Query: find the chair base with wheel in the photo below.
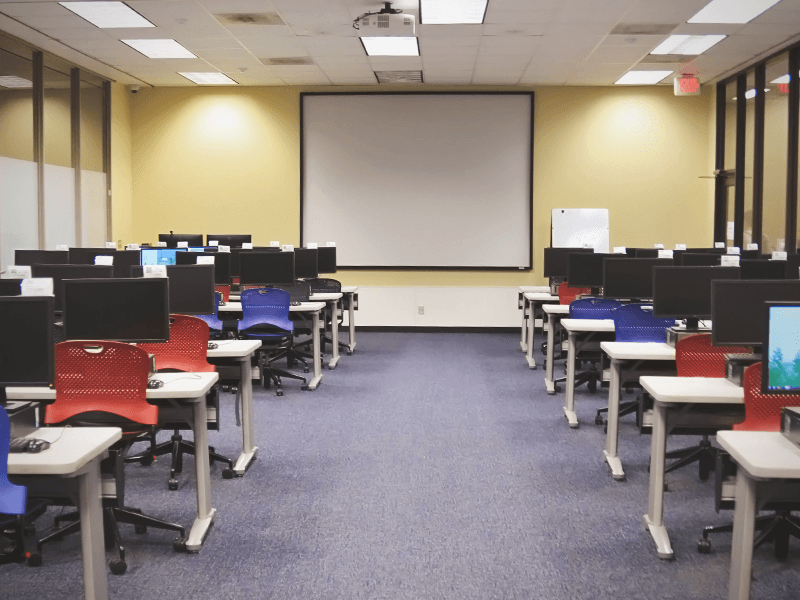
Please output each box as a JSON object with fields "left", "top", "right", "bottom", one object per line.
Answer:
{"left": 699, "top": 511, "right": 800, "bottom": 559}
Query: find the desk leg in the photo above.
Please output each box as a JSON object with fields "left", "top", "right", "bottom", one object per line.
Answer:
{"left": 233, "top": 356, "right": 257, "bottom": 476}
{"left": 520, "top": 298, "right": 528, "bottom": 352}
{"left": 78, "top": 458, "right": 109, "bottom": 600}
{"left": 563, "top": 331, "right": 578, "bottom": 428}
{"left": 308, "top": 311, "right": 323, "bottom": 390}
{"left": 603, "top": 359, "right": 625, "bottom": 480}
{"left": 729, "top": 473, "right": 757, "bottom": 600}
{"left": 545, "top": 314, "right": 556, "bottom": 394}
{"left": 644, "top": 402, "right": 673, "bottom": 560}
{"left": 186, "top": 399, "right": 216, "bottom": 552}
{"left": 347, "top": 293, "right": 356, "bottom": 353}
{"left": 328, "top": 300, "right": 340, "bottom": 370}
{"left": 526, "top": 301, "right": 537, "bottom": 369}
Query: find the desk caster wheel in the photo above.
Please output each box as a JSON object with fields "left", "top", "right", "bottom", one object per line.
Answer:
{"left": 301, "top": 384, "right": 309, "bottom": 391}
{"left": 222, "top": 468, "right": 234, "bottom": 479}
{"left": 553, "top": 385, "right": 561, "bottom": 393}
{"left": 168, "top": 479, "right": 178, "bottom": 491}
{"left": 276, "top": 389, "right": 283, "bottom": 396}
{"left": 173, "top": 538, "right": 187, "bottom": 553}
{"left": 139, "top": 455, "right": 154, "bottom": 467}
{"left": 595, "top": 415, "right": 604, "bottom": 425}
{"left": 27, "top": 551, "right": 42, "bottom": 567}
{"left": 109, "top": 558, "right": 127, "bottom": 575}
{"left": 303, "top": 367, "right": 309, "bottom": 373}
{"left": 135, "top": 524, "right": 147, "bottom": 534}
{"left": 347, "top": 351, "right": 352, "bottom": 356}
{"left": 697, "top": 538, "right": 711, "bottom": 554}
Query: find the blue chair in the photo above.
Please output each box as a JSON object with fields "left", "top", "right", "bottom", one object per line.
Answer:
{"left": 0, "top": 407, "right": 28, "bottom": 564}
{"left": 569, "top": 297, "right": 622, "bottom": 320}
{"left": 238, "top": 288, "right": 307, "bottom": 395}
{"left": 197, "top": 291, "right": 225, "bottom": 338}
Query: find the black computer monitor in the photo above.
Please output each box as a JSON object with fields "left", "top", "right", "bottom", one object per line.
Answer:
{"left": 0, "top": 296, "right": 55, "bottom": 403}
{"left": 681, "top": 252, "right": 721, "bottom": 266}
{"left": 131, "top": 264, "right": 215, "bottom": 315}
{"left": 542, "top": 247, "right": 593, "bottom": 278}
{"left": 711, "top": 280, "right": 800, "bottom": 347}
{"left": 240, "top": 251, "right": 295, "bottom": 285}
{"left": 158, "top": 233, "right": 204, "bottom": 249}
{"left": 684, "top": 247, "right": 725, "bottom": 254}
{"left": 175, "top": 251, "right": 230, "bottom": 284}
{"left": 762, "top": 302, "right": 800, "bottom": 393}
{"left": 66, "top": 249, "right": 137, "bottom": 278}
{"left": 14, "top": 250, "right": 69, "bottom": 266}
{"left": 567, "top": 253, "right": 627, "bottom": 289}
{"left": 294, "top": 248, "right": 319, "bottom": 279}
{"left": 634, "top": 248, "right": 661, "bottom": 258}
{"left": 741, "top": 249, "right": 761, "bottom": 260}
{"left": 141, "top": 248, "right": 183, "bottom": 266}
{"left": 785, "top": 254, "right": 800, "bottom": 280}
{"left": 31, "top": 264, "right": 114, "bottom": 312}
{"left": 317, "top": 247, "right": 337, "bottom": 274}
{"left": 205, "top": 234, "right": 251, "bottom": 248}
{"left": 68, "top": 247, "right": 108, "bottom": 265}
{"left": 0, "top": 280, "right": 21, "bottom": 296}
{"left": 652, "top": 266, "right": 741, "bottom": 328}
{"left": 63, "top": 278, "right": 170, "bottom": 343}
{"left": 602, "top": 258, "right": 667, "bottom": 300}
{"left": 740, "top": 259, "right": 787, "bottom": 280}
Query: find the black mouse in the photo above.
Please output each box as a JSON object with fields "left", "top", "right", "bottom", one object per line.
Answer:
{"left": 147, "top": 379, "right": 164, "bottom": 389}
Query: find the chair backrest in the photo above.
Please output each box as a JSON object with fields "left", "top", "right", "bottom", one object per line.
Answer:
{"left": 569, "top": 297, "right": 622, "bottom": 320}
{"left": 306, "top": 278, "right": 341, "bottom": 294}
{"left": 612, "top": 303, "right": 675, "bottom": 343}
{"left": 0, "top": 407, "right": 27, "bottom": 515}
{"left": 238, "top": 287, "right": 293, "bottom": 333}
{"left": 675, "top": 333, "right": 751, "bottom": 378}
{"left": 272, "top": 282, "right": 310, "bottom": 302}
{"left": 214, "top": 284, "right": 230, "bottom": 302}
{"left": 138, "top": 315, "right": 216, "bottom": 373}
{"left": 734, "top": 363, "right": 800, "bottom": 431}
{"left": 46, "top": 341, "right": 157, "bottom": 425}
{"left": 558, "top": 282, "right": 591, "bottom": 305}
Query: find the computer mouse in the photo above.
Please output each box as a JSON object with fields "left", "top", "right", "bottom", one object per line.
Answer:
{"left": 208, "top": 342, "right": 218, "bottom": 350}
{"left": 26, "top": 439, "right": 51, "bottom": 453}
{"left": 147, "top": 379, "right": 164, "bottom": 389}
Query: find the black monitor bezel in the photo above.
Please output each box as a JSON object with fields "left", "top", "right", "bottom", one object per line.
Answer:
{"left": 239, "top": 251, "right": 295, "bottom": 285}
{"left": 205, "top": 234, "right": 251, "bottom": 248}
{"left": 762, "top": 301, "right": 800, "bottom": 394}
{"left": 130, "top": 264, "right": 215, "bottom": 315}
{"left": 601, "top": 257, "right": 668, "bottom": 300}
{"left": 0, "top": 295, "right": 55, "bottom": 388}
{"left": 567, "top": 253, "right": 627, "bottom": 288}
{"left": 157, "top": 233, "right": 204, "bottom": 248}
{"left": 317, "top": 246, "right": 337, "bottom": 274}
{"left": 652, "top": 266, "right": 741, "bottom": 320}
{"left": 174, "top": 251, "right": 231, "bottom": 284}
{"left": 31, "top": 263, "right": 114, "bottom": 312}
{"left": 14, "top": 249, "right": 69, "bottom": 266}
{"left": 0, "top": 279, "right": 22, "bottom": 296}
{"left": 542, "top": 247, "right": 593, "bottom": 278}
{"left": 739, "top": 259, "right": 788, "bottom": 280}
{"left": 294, "top": 248, "right": 319, "bottom": 279}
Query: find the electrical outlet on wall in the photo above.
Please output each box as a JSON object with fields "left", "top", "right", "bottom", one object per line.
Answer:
{"left": 418, "top": 306, "right": 424, "bottom": 315}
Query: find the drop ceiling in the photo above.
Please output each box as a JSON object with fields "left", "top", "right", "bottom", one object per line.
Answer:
{"left": 0, "top": 0, "right": 799, "bottom": 87}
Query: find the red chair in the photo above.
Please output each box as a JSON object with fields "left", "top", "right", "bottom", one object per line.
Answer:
{"left": 33, "top": 341, "right": 186, "bottom": 573}
{"left": 138, "top": 315, "right": 233, "bottom": 489}
{"left": 666, "top": 334, "right": 751, "bottom": 479}
{"left": 558, "top": 282, "right": 591, "bottom": 305}
{"left": 214, "top": 284, "right": 230, "bottom": 303}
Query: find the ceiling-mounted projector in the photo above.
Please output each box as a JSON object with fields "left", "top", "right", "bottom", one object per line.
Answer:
{"left": 354, "top": 2, "right": 416, "bottom": 36}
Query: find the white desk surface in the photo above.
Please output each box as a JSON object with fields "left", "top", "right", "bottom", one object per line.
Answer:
{"left": 600, "top": 341, "right": 676, "bottom": 361}
{"left": 523, "top": 292, "right": 559, "bottom": 302}
{"left": 717, "top": 431, "right": 800, "bottom": 480}
{"left": 341, "top": 285, "right": 358, "bottom": 293}
{"left": 562, "top": 318, "right": 615, "bottom": 332}
{"left": 310, "top": 292, "right": 343, "bottom": 301}
{"left": 520, "top": 286, "right": 550, "bottom": 294}
{"left": 543, "top": 304, "right": 570, "bottom": 315}
{"left": 207, "top": 339, "right": 261, "bottom": 358}
{"left": 640, "top": 376, "right": 744, "bottom": 405}
{"left": 7, "top": 427, "right": 121, "bottom": 476}
{"left": 219, "top": 301, "right": 325, "bottom": 312}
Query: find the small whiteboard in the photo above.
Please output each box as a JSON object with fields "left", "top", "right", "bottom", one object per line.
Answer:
{"left": 551, "top": 209, "right": 609, "bottom": 253}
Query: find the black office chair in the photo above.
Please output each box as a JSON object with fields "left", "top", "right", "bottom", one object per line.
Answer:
{"left": 272, "top": 282, "right": 315, "bottom": 371}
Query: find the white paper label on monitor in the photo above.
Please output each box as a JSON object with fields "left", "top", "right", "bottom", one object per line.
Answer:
{"left": 270, "top": 241, "right": 280, "bottom": 247}
{"left": 612, "top": 246, "right": 626, "bottom": 254}
{"left": 55, "top": 244, "right": 68, "bottom": 251}
{"left": 94, "top": 255, "right": 114, "bottom": 266}
{"left": 157, "top": 241, "right": 167, "bottom": 247}
{"left": 218, "top": 245, "right": 230, "bottom": 253}
{"left": 727, "top": 246, "right": 740, "bottom": 255}
{"left": 7, "top": 265, "right": 32, "bottom": 279}
{"left": 242, "top": 243, "right": 253, "bottom": 249}
{"left": 282, "top": 244, "right": 294, "bottom": 252}
{"left": 208, "top": 240, "right": 219, "bottom": 246}
{"left": 327, "top": 242, "right": 336, "bottom": 247}
{"left": 143, "top": 265, "right": 167, "bottom": 278}
{"left": 727, "top": 221, "right": 735, "bottom": 240}
{"left": 778, "top": 238, "right": 786, "bottom": 251}
{"left": 105, "top": 241, "right": 117, "bottom": 249}
{"left": 177, "top": 241, "right": 189, "bottom": 248}
{"left": 772, "top": 251, "right": 788, "bottom": 261}
{"left": 306, "top": 242, "right": 318, "bottom": 249}
{"left": 653, "top": 243, "right": 664, "bottom": 249}
{"left": 675, "top": 244, "right": 687, "bottom": 251}
{"left": 658, "top": 250, "right": 674, "bottom": 259}
{"left": 125, "top": 244, "right": 139, "bottom": 250}
{"left": 720, "top": 255, "right": 740, "bottom": 267}
{"left": 21, "top": 277, "right": 53, "bottom": 296}
{"left": 715, "top": 242, "right": 725, "bottom": 248}
{"left": 582, "top": 243, "right": 593, "bottom": 249}
{"left": 746, "top": 243, "right": 759, "bottom": 251}
{"left": 197, "top": 256, "right": 215, "bottom": 265}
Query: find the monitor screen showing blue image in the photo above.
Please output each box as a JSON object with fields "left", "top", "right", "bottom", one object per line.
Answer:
{"left": 764, "top": 303, "right": 800, "bottom": 392}
{"left": 141, "top": 248, "right": 182, "bottom": 266}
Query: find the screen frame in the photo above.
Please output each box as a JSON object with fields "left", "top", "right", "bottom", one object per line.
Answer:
{"left": 0, "top": 295, "right": 55, "bottom": 388}
{"left": 762, "top": 301, "right": 800, "bottom": 394}
{"left": 652, "top": 266, "right": 741, "bottom": 319}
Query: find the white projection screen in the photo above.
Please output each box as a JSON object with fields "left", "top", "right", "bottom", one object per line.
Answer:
{"left": 301, "top": 93, "right": 533, "bottom": 269}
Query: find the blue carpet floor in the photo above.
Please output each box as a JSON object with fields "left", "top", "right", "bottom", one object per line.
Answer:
{"left": 2, "top": 331, "right": 799, "bottom": 599}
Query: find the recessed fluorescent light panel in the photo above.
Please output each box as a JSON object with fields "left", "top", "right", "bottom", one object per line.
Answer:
{"left": 770, "top": 74, "right": 790, "bottom": 84}
{"left": 361, "top": 37, "right": 420, "bottom": 57}
{"left": 651, "top": 34, "right": 726, "bottom": 55}
{"left": 688, "top": 0, "right": 782, "bottom": 24}
{"left": 122, "top": 39, "right": 196, "bottom": 59}
{"left": 0, "top": 76, "right": 33, "bottom": 88}
{"left": 420, "top": 0, "right": 489, "bottom": 24}
{"left": 615, "top": 70, "right": 673, "bottom": 85}
{"left": 179, "top": 72, "right": 237, "bottom": 85}
{"left": 734, "top": 88, "right": 771, "bottom": 100}
{"left": 59, "top": 2, "right": 155, "bottom": 28}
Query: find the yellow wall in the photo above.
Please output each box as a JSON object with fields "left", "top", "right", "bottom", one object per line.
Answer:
{"left": 0, "top": 90, "right": 34, "bottom": 161}
{"left": 127, "top": 85, "right": 713, "bottom": 286}
{"left": 111, "top": 82, "right": 134, "bottom": 244}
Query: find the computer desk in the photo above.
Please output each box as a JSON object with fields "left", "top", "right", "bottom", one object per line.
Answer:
{"left": 522, "top": 292, "right": 560, "bottom": 369}
{"left": 309, "top": 292, "right": 344, "bottom": 369}
{"left": 219, "top": 301, "right": 326, "bottom": 390}
{"left": 717, "top": 431, "right": 800, "bottom": 600}
{"left": 518, "top": 286, "right": 551, "bottom": 353}
{"left": 340, "top": 285, "right": 359, "bottom": 354}
{"left": 599, "top": 342, "right": 677, "bottom": 481}
{"left": 8, "top": 371, "right": 219, "bottom": 553}
{"left": 8, "top": 427, "right": 121, "bottom": 600}
{"left": 542, "top": 303, "right": 570, "bottom": 394}
{"left": 639, "top": 376, "right": 744, "bottom": 560}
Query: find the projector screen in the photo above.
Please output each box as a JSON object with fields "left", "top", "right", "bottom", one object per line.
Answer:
{"left": 301, "top": 93, "right": 533, "bottom": 269}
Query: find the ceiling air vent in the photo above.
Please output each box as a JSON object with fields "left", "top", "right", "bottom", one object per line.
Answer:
{"left": 374, "top": 70, "right": 424, "bottom": 84}
{"left": 261, "top": 57, "right": 316, "bottom": 66}
{"left": 214, "top": 13, "right": 285, "bottom": 26}
{"left": 610, "top": 24, "right": 678, "bottom": 36}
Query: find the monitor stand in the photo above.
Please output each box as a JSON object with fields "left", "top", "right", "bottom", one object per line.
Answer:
{"left": 665, "top": 317, "right": 711, "bottom": 347}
